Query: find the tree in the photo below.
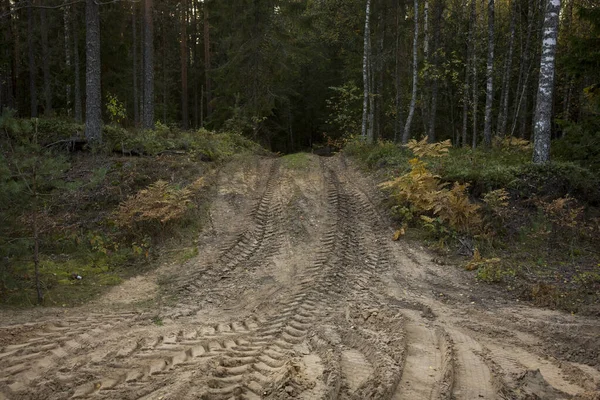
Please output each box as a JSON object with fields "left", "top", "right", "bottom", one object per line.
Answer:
{"left": 85, "top": 0, "right": 102, "bottom": 143}
{"left": 361, "top": 0, "right": 371, "bottom": 141}
{"left": 203, "top": 1, "right": 211, "bottom": 119}
{"left": 402, "top": 0, "right": 419, "bottom": 144}
{"left": 483, "top": 0, "right": 494, "bottom": 148}
{"left": 40, "top": 4, "right": 51, "bottom": 115}
{"left": 27, "top": 3, "right": 38, "bottom": 118}
{"left": 497, "top": 0, "right": 516, "bottom": 137}
{"left": 143, "top": 0, "right": 154, "bottom": 129}
{"left": 532, "top": 0, "right": 561, "bottom": 164}
{"left": 132, "top": 3, "right": 139, "bottom": 126}
{"left": 73, "top": 6, "right": 82, "bottom": 123}
{"left": 180, "top": 0, "right": 188, "bottom": 129}
{"left": 427, "top": 0, "right": 443, "bottom": 142}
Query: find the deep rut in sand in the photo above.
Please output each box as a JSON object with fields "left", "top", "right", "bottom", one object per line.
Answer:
{"left": 1, "top": 154, "right": 599, "bottom": 400}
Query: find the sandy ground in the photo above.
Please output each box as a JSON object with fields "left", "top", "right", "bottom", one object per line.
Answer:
{"left": 1, "top": 153, "right": 599, "bottom": 400}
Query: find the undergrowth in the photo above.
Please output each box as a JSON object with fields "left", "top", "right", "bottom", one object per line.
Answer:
{"left": 347, "top": 137, "right": 600, "bottom": 315}
{"left": 0, "top": 111, "right": 265, "bottom": 307}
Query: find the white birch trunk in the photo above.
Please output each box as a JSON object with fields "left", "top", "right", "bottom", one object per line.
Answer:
{"left": 532, "top": 0, "right": 561, "bottom": 163}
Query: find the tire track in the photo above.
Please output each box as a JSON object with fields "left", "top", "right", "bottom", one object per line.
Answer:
{"left": 447, "top": 329, "right": 497, "bottom": 400}
{"left": 0, "top": 312, "right": 139, "bottom": 395}
{"left": 167, "top": 159, "right": 284, "bottom": 318}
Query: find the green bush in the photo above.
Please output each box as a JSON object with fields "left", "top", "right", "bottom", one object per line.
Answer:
{"left": 553, "top": 118, "right": 600, "bottom": 172}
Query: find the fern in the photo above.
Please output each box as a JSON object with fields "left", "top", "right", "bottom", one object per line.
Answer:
{"left": 381, "top": 139, "right": 482, "bottom": 236}
{"left": 405, "top": 136, "right": 451, "bottom": 158}
{"left": 116, "top": 180, "right": 193, "bottom": 229}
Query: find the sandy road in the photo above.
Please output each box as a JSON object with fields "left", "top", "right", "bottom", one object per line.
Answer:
{"left": 1, "top": 154, "right": 599, "bottom": 399}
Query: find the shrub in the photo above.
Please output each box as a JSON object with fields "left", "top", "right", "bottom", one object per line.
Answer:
{"left": 115, "top": 180, "right": 193, "bottom": 232}
{"left": 380, "top": 137, "right": 482, "bottom": 236}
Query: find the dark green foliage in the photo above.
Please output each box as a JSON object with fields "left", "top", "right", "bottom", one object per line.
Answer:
{"left": 554, "top": 118, "right": 600, "bottom": 173}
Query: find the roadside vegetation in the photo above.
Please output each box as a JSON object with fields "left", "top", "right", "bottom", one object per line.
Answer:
{"left": 345, "top": 134, "right": 600, "bottom": 315}
{"left": 0, "top": 110, "right": 264, "bottom": 307}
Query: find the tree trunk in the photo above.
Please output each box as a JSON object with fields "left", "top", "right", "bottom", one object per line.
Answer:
{"left": 2, "top": 0, "right": 15, "bottom": 109}
{"left": 483, "top": 0, "right": 494, "bottom": 148}
{"left": 85, "top": 0, "right": 102, "bottom": 143}
{"left": 73, "top": 10, "right": 82, "bottom": 123}
{"left": 132, "top": 3, "right": 139, "bottom": 126}
{"left": 402, "top": 0, "right": 419, "bottom": 144}
{"left": 375, "top": 12, "right": 385, "bottom": 142}
{"left": 162, "top": 17, "right": 167, "bottom": 124}
{"left": 423, "top": 0, "right": 429, "bottom": 61}
{"left": 40, "top": 5, "right": 52, "bottom": 115}
{"left": 511, "top": 0, "right": 534, "bottom": 137}
{"left": 203, "top": 2, "right": 212, "bottom": 118}
{"left": 532, "top": 0, "right": 561, "bottom": 164}
{"left": 28, "top": 4, "right": 38, "bottom": 118}
{"left": 361, "top": 0, "right": 372, "bottom": 140}
{"left": 193, "top": 0, "right": 199, "bottom": 128}
{"left": 471, "top": 0, "right": 478, "bottom": 148}
{"left": 462, "top": 0, "right": 475, "bottom": 147}
{"left": 143, "top": 0, "right": 155, "bottom": 129}
{"left": 180, "top": 0, "right": 189, "bottom": 129}
{"left": 394, "top": 0, "right": 405, "bottom": 143}
{"left": 63, "top": 3, "right": 72, "bottom": 116}
{"left": 497, "top": 0, "right": 516, "bottom": 137}
{"left": 428, "top": 0, "right": 442, "bottom": 142}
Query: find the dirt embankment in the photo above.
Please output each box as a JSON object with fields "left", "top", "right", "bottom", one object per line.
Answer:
{"left": 1, "top": 153, "right": 599, "bottom": 400}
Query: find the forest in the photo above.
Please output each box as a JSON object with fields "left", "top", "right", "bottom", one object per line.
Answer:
{"left": 0, "top": 0, "right": 595, "bottom": 152}
{"left": 1, "top": 1, "right": 600, "bottom": 399}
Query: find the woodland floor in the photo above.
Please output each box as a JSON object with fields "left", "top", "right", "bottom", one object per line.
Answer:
{"left": 0, "top": 153, "right": 599, "bottom": 400}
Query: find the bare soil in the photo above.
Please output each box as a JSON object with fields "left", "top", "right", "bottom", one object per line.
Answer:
{"left": 1, "top": 154, "right": 599, "bottom": 400}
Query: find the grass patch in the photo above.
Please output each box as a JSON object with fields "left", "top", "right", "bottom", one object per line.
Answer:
{"left": 281, "top": 152, "right": 311, "bottom": 169}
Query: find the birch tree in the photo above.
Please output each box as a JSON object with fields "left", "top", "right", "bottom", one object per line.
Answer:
{"left": 402, "top": 0, "right": 419, "bottom": 144}
{"left": 532, "top": 0, "right": 561, "bottom": 164}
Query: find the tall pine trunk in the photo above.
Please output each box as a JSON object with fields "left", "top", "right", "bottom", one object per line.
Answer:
{"left": 28, "top": 4, "right": 38, "bottom": 117}
{"left": 402, "top": 0, "right": 419, "bottom": 144}
{"left": 132, "top": 3, "right": 139, "bottom": 126}
{"left": 471, "top": 0, "right": 478, "bottom": 148}
{"left": 143, "top": 0, "right": 155, "bottom": 129}
{"left": 180, "top": 0, "right": 188, "bottom": 129}
{"left": 361, "top": 0, "right": 372, "bottom": 140}
{"left": 63, "top": 3, "right": 72, "bottom": 116}
{"left": 203, "top": 2, "right": 212, "bottom": 119}
{"left": 497, "top": 0, "right": 516, "bottom": 137}
{"left": 85, "top": 0, "right": 102, "bottom": 143}
{"left": 394, "top": 0, "right": 405, "bottom": 143}
{"left": 40, "top": 5, "right": 51, "bottom": 115}
{"left": 532, "top": 0, "right": 561, "bottom": 163}
{"left": 483, "top": 0, "right": 494, "bottom": 148}
{"left": 73, "top": 9, "right": 82, "bottom": 123}
{"left": 428, "top": 0, "right": 442, "bottom": 142}
{"left": 462, "top": 0, "right": 475, "bottom": 147}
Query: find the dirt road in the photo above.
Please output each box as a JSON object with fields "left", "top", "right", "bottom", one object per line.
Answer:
{"left": 1, "top": 154, "right": 599, "bottom": 399}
